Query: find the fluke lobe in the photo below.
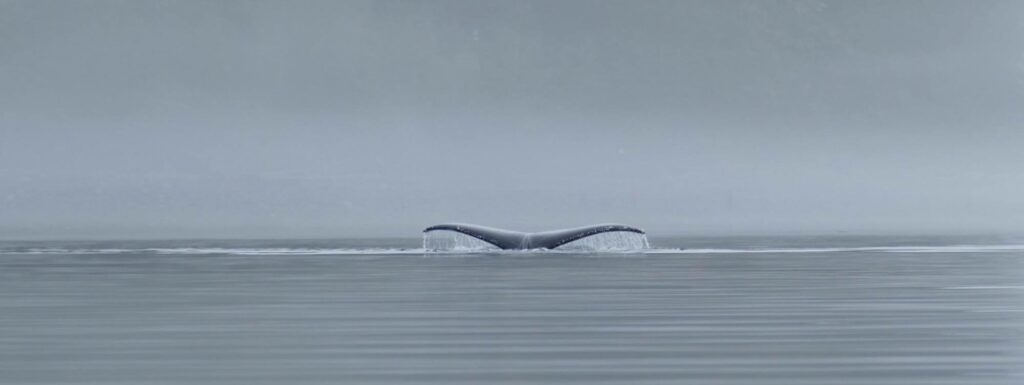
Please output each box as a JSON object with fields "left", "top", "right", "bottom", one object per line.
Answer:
{"left": 423, "top": 223, "right": 645, "bottom": 250}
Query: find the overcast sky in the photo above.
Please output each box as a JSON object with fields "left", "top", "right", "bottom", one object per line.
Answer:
{"left": 2, "top": 0, "right": 1023, "bottom": 239}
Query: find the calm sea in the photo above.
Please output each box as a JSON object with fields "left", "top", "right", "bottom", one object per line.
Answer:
{"left": 1, "top": 235, "right": 1022, "bottom": 384}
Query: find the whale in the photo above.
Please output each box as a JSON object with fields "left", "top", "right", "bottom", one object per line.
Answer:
{"left": 423, "top": 223, "right": 645, "bottom": 250}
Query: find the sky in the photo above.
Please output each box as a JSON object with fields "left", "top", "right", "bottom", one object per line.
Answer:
{"left": 1, "top": 0, "right": 1023, "bottom": 239}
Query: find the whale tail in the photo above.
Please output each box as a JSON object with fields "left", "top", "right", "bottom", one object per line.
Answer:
{"left": 423, "top": 223, "right": 645, "bottom": 250}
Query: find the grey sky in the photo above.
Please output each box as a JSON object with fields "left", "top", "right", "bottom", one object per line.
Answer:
{"left": 2, "top": 0, "right": 1023, "bottom": 239}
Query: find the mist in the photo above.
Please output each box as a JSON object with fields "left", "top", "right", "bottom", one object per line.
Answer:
{"left": 2, "top": 0, "right": 1023, "bottom": 239}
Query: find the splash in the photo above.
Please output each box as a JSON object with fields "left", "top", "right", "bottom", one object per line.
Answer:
{"left": 422, "top": 230, "right": 649, "bottom": 252}
{"left": 555, "top": 231, "right": 651, "bottom": 251}
{"left": 422, "top": 230, "right": 500, "bottom": 252}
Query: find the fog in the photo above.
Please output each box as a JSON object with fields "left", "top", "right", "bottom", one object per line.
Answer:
{"left": 2, "top": 0, "right": 1023, "bottom": 239}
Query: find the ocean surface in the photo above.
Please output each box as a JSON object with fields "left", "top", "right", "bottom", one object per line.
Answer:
{"left": 1, "top": 235, "right": 1022, "bottom": 384}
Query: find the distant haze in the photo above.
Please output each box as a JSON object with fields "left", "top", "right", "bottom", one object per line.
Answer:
{"left": 2, "top": 0, "right": 1023, "bottom": 239}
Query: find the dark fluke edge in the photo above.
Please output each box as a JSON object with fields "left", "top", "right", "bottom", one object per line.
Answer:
{"left": 423, "top": 223, "right": 645, "bottom": 250}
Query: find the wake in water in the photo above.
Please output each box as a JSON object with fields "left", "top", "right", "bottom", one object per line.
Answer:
{"left": 646, "top": 244, "right": 1024, "bottom": 254}
{"left": 0, "top": 247, "right": 425, "bottom": 256}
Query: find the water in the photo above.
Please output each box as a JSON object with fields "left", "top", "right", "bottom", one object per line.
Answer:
{"left": 1, "top": 235, "right": 1022, "bottom": 384}
{"left": 423, "top": 230, "right": 501, "bottom": 251}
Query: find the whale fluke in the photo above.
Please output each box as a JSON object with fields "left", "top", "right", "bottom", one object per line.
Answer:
{"left": 423, "top": 223, "right": 645, "bottom": 250}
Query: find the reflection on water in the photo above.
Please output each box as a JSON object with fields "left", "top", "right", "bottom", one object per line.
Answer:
{"left": 0, "top": 236, "right": 1022, "bottom": 384}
